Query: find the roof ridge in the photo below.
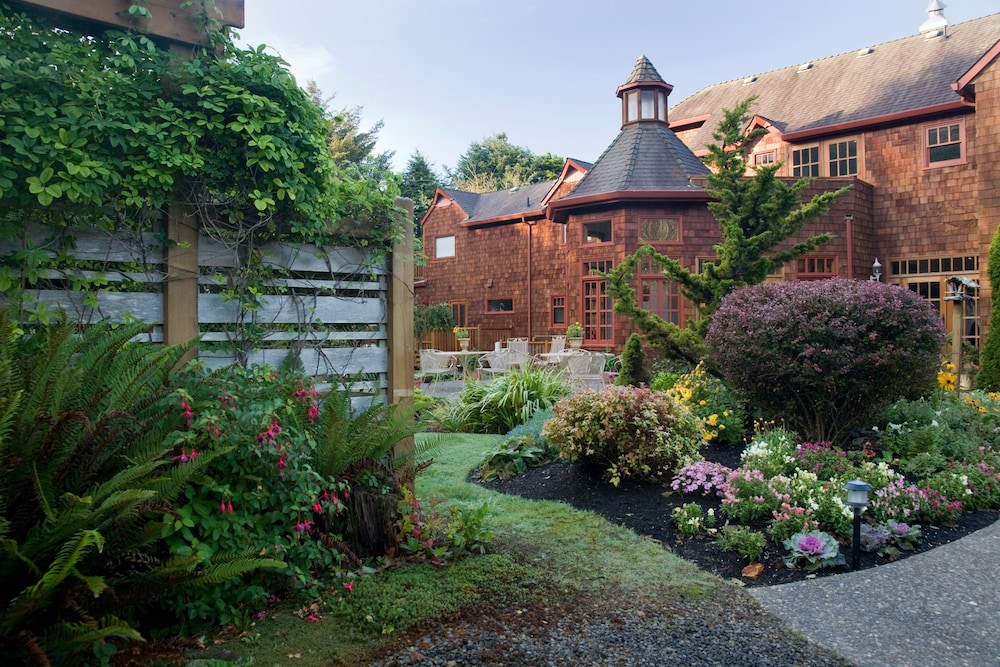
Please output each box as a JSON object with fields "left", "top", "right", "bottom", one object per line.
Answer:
{"left": 670, "top": 12, "right": 1000, "bottom": 109}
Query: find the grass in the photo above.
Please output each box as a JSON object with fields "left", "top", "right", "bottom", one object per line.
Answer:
{"left": 218, "top": 433, "right": 722, "bottom": 667}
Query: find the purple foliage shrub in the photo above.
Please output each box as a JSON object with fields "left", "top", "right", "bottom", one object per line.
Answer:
{"left": 706, "top": 279, "right": 944, "bottom": 444}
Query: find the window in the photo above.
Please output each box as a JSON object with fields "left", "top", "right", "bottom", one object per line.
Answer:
{"left": 828, "top": 140, "right": 858, "bottom": 176}
{"left": 925, "top": 120, "right": 965, "bottom": 167}
{"left": 890, "top": 254, "right": 980, "bottom": 347}
{"left": 796, "top": 256, "right": 837, "bottom": 279}
{"left": 551, "top": 296, "right": 566, "bottom": 326}
{"left": 582, "top": 260, "right": 613, "bottom": 343}
{"left": 640, "top": 218, "right": 680, "bottom": 243}
{"left": 754, "top": 151, "right": 776, "bottom": 167}
{"left": 450, "top": 301, "right": 466, "bottom": 327}
{"left": 583, "top": 220, "right": 612, "bottom": 244}
{"left": 792, "top": 146, "right": 819, "bottom": 177}
{"left": 624, "top": 89, "right": 667, "bottom": 123}
{"left": 487, "top": 298, "right": 513, "bottom": 312}
{"left": 435, "top": 235, "right": 455, "bottom": 259}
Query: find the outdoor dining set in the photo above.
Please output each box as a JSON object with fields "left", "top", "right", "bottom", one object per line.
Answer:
{"left": 418, "top": 335, "right": 618, "bottom": 389}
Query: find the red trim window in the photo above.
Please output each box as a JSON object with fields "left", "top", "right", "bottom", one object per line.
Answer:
{"left": 450, "top": 301, "right": 467, "bottom": 327}
{"left": 550, "top": 295, "right": 566, "bottom": 327}
{"left": 796, "top": 256, "right": 837, "bottom": 280}
{"left": 582, "top": 260, "right": 613, "bottom": 344}
{"left": 924, "top": 119, "right": 966, "bottom": 168}
{"left": 582, "top": 220, "right": 613, "bottom": 245}
{"left": 639, "top": 255, "right": 681, "bottom": 325}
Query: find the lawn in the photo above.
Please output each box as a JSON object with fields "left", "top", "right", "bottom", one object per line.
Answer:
{"left": 220, "top": 433, "right": 721, "bottom": 666}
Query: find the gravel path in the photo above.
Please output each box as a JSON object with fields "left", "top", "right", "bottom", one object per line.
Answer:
{"left": 358, "top": 587, "right": 851, "bottom": 666}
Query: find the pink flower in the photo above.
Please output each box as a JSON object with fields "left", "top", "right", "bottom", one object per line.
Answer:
{"left": 313, "top": 502, "right": 323, "bottom": 513}
{"left": 227, "top": 501, "right": 234, "bottom": 514}
{"left": 343, "top": 581, "right": 354, "bottom": 592}
{"left": 220, "top": 500, "right": 227, "bottom": 513}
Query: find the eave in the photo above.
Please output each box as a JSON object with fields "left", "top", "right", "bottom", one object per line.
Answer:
{"left": 780, "top": 100, "right": 971, "bottom": 143}
{"left": 458, "top": 209, "right": 548, "bottom": 229}
{"left": 952, "top": 39, "right": 1000, "bottom": 102}
{"left": 546, "top": 189, "right": 710, "bottom": 223}
{"left": 669, "top": 114, "right": 710, "bottom": 133}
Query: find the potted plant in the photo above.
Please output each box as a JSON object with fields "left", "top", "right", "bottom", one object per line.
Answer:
{"left": 566, "top": 322, "right": 584, "bottom": 349}
{"left": 454, "top": 326, "right": 471, "bottom": 350}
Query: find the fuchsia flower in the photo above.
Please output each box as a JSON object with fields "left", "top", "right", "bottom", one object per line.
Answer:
{"left": 180, "top": 399, "right": 193, "bottom": 425}
{"left": 313, "top": 501, "right": 323, "bottom": 513}
{"left": 307, "top": 403, "right": 319, "bottom": 424}
{"left": 294, "top": 519, "right": 313, "bottom": 533}
{"left": 173, "top": 448, "right": 197, "bottom": 463}
{"left": 342, "top": 581, "right": 354, "bottom": 592}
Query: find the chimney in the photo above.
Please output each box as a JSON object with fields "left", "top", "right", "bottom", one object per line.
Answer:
{"left": 920, "top": 0, "right": 948, "bottom": 38}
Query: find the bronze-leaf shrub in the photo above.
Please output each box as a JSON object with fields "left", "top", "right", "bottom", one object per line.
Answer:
{"left": 705, "top": 279, "right": 944, "bottom": 445}
{"left": 540, "top": 386, "right": 706, "bottom": 486}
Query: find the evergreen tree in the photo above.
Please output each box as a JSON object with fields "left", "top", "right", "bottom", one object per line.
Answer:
{"left": 975, "top": 225, "right": 1000, "bottom": 390}
{"left": 306, "top": 81, "right": 395, "bottom": 180}
{"left": 450, "top": 132, "right": 562, "bottom": 193}
{"left": 399, "top": 151, "right": 442, "bottom": 225}
{"left": 616, "top": 333, "right": 650, "bottom": 387}
{"left": 606, "top": 98, "right": 849, "bottom": 365}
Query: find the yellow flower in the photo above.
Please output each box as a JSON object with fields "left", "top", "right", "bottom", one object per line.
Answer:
{"left": 707, "top": 414, "right": 719, "bottom": 426}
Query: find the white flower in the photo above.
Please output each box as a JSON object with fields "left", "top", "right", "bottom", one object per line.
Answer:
{"left": 931, "top": 420, "right": 939, "bottom": 427}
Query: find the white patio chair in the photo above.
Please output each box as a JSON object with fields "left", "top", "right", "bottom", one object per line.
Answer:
{"left": 478, "top": 348, "right": 515, "bottom": 377}
{"left": 507, "top": 337, "right": 529, "bottom": 355}
{"left": 565, "top": 350, "right": 607, "bottom": 390}
{"left": 419, "top": 349, "right": 458, "bottom": 379}
{"left": 542, "top": 336, "right": 567, "bottom": 365}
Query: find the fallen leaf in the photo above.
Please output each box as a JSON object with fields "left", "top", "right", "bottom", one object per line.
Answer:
{"left": 286, "top": 653, "right": 302, "bottom": 659}
{"left": 741, "top": 562, "right": 764, "bottom": 578}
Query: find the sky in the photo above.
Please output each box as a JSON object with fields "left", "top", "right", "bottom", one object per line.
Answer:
{"left": 237, "top": 1, "right": 999, "bottom": 176}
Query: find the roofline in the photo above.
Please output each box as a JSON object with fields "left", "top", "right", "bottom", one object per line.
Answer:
{"left": 541, "top": 158, "right": 591, "bottom": 207}
{"left": 953, "top": 38, "right": 1000, "bottom": 99}
{"left": 669, "top": 113, "right": 711, "bottom": 132}
{"left": 780, "top": 100, "right": 971, "bottom": 142}
{"left": 616, "top": 80, "right": 674, "bottom": 98}
{"left": 457, "top": 210, "right": 548, "bottom": 229}
{"left": 429, "top": 188, "right": 472, "bottom": 219}
{"left": 546, "top": 189, "right": 710, "bottom": 222}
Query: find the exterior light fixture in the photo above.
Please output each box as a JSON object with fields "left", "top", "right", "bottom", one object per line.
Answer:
{"left": 870, "top": 258, "right": 882, "bottom": 282}
{"left": 843, "top": 479, "right": 872, "bottom": 570}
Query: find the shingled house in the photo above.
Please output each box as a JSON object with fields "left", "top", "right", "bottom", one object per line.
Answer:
{"left": 417, "top": 8, "right": 1000, "bottom": 353}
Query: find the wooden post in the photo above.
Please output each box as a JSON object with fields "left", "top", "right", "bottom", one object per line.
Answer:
{"left": 163, "top": 200, "right": 199, "bottom": 366}
{"left": 388, "top": 198, "right": 416, "bottom": 487}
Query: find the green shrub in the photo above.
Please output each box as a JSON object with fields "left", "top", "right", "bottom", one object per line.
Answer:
{"left": 435, "top": 366, "right": 568, "bottom": 434}
{"left": 707, "top": 280, "right": 945, "bottom": 445}
{"left": 541, "top": 385, "right": 706, "bottom": 486}
{"left": 716, "top": 526, "right": 768, "bottom": 563}
{"left": 672, "top": 502, "right": 716, "bottom": 538}
{"left": 0, "top": 315, "right": 273, "bottom": 665}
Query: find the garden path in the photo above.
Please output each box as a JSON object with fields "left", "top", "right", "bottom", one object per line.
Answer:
{"left": 751, "top": 517, "right": 1000, "bottom": 667}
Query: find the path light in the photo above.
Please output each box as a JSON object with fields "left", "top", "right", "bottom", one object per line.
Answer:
{"left": 870, "top": 258, "right": 882, "bottom": 282}
{"left": 844, "top": 479, "right": 872, "bottom": 570}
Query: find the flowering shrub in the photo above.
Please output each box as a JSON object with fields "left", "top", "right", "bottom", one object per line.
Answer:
{"left": 161, "top": 363, "right": 352, "bottom": 627}
{"left": 861, "top": 521, "right": 922, "bottom": 559}
{"left": 667, "top": 362, "right": 745, "bottom": 444}
{"left": 541, "top": 385, "right": 706, "bottom": 486}
{"left": 394, "top": 487, "right": 493, "bottom": 564}
{"left": 672, "top": 503, "right": 716, "bottom": 539}
{"left": 795, "top": 441, "right": 850, "bottom": 479}
{"left": 782, "top": 530, "right": 845, "bottom": 572}
{"left": 671, "top": 460, "right": 733, "bottom": 496}
{"left": 720, "top": 468, "right": 774, "bottom": 522}
{"left": 707, "top": 280, "right": 944, "bottom": 444}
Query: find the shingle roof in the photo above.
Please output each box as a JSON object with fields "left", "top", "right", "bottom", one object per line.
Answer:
{"left": 669, "top": 13, "right": 1000, "bottom": 152}
{"left": 555, "top": 124, "right": 709, "bottom": 202}
{"left": 440, "top": 178, "right": 557, "bottom": 222}
{"left": 623, "top": 55, "right": 667, "bottom": 86}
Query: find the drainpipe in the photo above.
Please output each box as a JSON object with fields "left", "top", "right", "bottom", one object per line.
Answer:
{"left": 845, "top": 214, "right": 854, "bottom": 279}
{"left": 524, "top": 216, "right": 535, "bottom": 338}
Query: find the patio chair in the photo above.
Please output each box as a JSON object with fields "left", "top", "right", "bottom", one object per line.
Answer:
{"left": 565, "top": 350, "right": 608, "bottom": 389}
{"left": 506, "top": 337, "right": 529, "bottom": 355}
{"left": 542, "top": 336, "right": 567, "bottom": 365}
{"left": 419, "top": 349, "right": 458, "bottom": 379}
{"left": 478, "top": 348, "right": 515, "bottom": 377}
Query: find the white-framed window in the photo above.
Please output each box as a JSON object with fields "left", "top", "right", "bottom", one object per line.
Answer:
{"left": 828, "top": 140, "right": 858, "bottom": 176}
{"left": 924, "top": 120, "right": 966, "bottom": 168}
{"left": 792, "top": 146, "right": 820, "bottom": 177}
{"left": 435, "top": 235, "right": 455, "bottom": 259}
{"left": 754, "top": 151, "right": 776, "bottom": 167}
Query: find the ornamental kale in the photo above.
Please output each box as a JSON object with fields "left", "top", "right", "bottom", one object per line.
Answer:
{"left": 783, "top": 530, "right": 845, "bottom": 572}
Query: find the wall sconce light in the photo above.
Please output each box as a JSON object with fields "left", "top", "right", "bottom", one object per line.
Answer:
{"left": 869, "top": 258, "right": 882, "bottom": 282}
{"left": 843, "top": 479, "right": 872, "bottom": 570}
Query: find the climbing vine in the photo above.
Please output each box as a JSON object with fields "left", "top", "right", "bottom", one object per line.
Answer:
{"left": 0, "top": 1, "right": 403, "bottom": 326}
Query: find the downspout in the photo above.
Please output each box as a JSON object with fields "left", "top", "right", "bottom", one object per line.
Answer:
{"left": 524, "top": 216, "right": 535, "bottom": 338}
{"left": 845, "top": 214, "right": 854, "bottom": 280}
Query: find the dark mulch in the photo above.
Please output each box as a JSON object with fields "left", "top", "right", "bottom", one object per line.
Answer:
{"left": 473, "top": 442, "right": 1000, "bottom": 587}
